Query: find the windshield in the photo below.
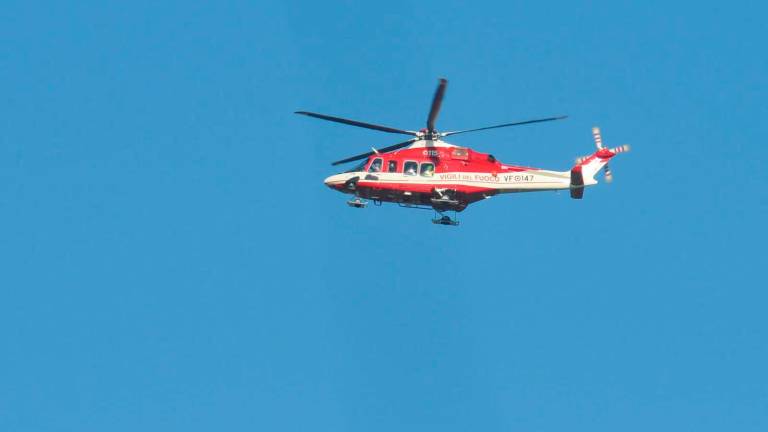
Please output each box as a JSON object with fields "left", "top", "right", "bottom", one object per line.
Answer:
{"left": 344, "top": 161, "right": 366, "bottom": 173}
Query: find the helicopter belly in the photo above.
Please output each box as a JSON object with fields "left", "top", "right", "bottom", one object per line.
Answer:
{"left": 350, "top": 177, "right": 494, "bottom": 211}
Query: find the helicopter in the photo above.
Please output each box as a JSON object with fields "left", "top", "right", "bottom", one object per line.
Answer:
{"left": 296, "top": 78, "right": 629, "bottom": 226}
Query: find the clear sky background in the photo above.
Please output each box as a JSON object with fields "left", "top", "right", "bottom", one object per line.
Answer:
{"left": 1, "top": 1, "right": 766, "bottom": 431}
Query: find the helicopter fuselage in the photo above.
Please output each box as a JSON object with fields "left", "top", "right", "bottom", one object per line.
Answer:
{"left": 324, "top": 140, "right": 578, "bottom": 212}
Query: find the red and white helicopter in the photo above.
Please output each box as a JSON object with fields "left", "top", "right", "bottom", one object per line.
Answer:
{"left": 297, "top": 79, "right": 629, "bottom": 225}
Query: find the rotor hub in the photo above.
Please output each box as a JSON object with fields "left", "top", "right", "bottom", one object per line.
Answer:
{"left": 418, "top": 128, "right": 441, "bottom": 141}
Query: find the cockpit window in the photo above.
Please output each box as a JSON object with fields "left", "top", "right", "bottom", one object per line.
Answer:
{"left": 368, "top": 158, "right": 382, "bottom": 172}
{"left": 404, "top": 161, "right": 418, "bottom": 176}
{"left": 387, "top": 160, "right": 398, "bottom": 172}
{"left": 420, "top": 162, "right": 435, "bottom": 177}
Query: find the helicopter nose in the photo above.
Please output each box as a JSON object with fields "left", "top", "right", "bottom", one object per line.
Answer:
{"left": 324, "top": 174, "right": 344, "bottom": 189}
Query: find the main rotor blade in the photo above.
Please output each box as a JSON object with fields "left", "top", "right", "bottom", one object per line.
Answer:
{"left": 295, "top": 111, "right": 417, "bottom": 136}
{"left": 331, "top": 139, "right": 417, "bottom": 166}
{"left": 441, "top": 115, "right": 568, "bottom": 137}
{"left": 426, "top": 78, "right": 448, "bottom": 132}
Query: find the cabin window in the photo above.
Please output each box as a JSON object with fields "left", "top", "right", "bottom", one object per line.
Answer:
{"left": 420, "top": 162, "right": 435, "bottom": 177}
{"left": 404, "top": 161, "right": 418, "bottom": 176}
{"left": 387, "top": 160, "right": 398, "bottom": 173}
{"left": 368, "top": 158, "right": 382, "bottom": 173}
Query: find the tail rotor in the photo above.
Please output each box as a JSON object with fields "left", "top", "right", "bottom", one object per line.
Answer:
{"left": 592, "top": 127, "right": 614, "bottom": 182}
{"left": 576, "top": 126, "right": 630, "bottom": 182}
{"left": 570, "top": 126, "right": 630, "bottom": 199}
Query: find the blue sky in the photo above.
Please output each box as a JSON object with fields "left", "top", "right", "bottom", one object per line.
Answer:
{"left": 1, "top": 1, "right": 766, "bottom": 431}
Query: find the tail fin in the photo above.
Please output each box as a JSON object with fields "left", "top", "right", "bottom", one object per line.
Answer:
{"left": 570, "top": 126, "right": 630, "bottom": 199}
{"left": 573, "top": 148, "right": 620, "bottom": 183}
